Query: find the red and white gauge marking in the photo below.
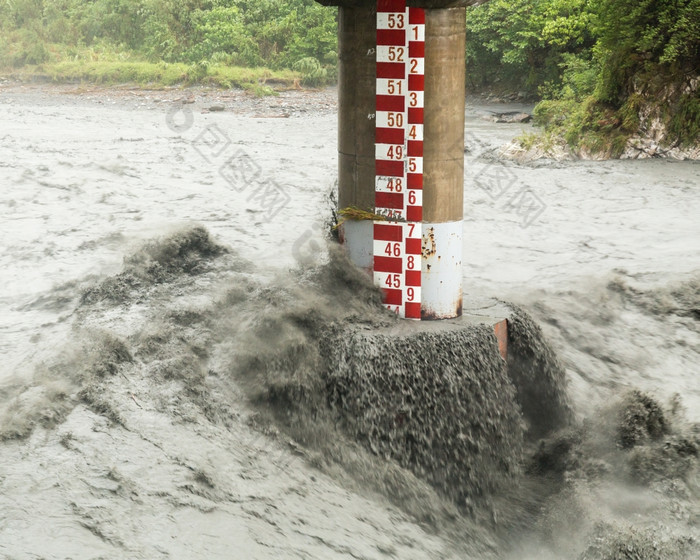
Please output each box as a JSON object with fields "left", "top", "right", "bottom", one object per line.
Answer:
{"left": 374, "top": 0, "right": 425, "bottom": 319}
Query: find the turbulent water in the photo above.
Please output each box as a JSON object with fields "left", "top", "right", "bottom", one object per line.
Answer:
{"left": 0, "top": 86, "right": 698, "bottom": 559}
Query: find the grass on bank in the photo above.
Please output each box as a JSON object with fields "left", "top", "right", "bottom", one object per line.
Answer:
{"left": 524, "top": 97, "right": 635, "bottom": 158}
{"left": 0, "top": 40, "right": 303, "bottom": 93}
{"left": 4, "top": 59, "right": 301, "bottom": 94}
{"left": 516, "top": 84, "right": 700, "bottom": 158}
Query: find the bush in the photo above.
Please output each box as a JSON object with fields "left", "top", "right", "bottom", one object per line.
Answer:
{"left": 0, "top": 0, "right": 339, "bottom": 79}
{"left": 668, "top": 92, "right": 700, "bottom": 147}
{"left": 293, "top": 57, "right": 327, "bottom": 87}
{"left": 184, "top": 5, "right": 262, "bottom": 66}
{"left": 0, "top": 28, "right": 50, "bottom": 67}
{"left": 466, "top": 0, "right": 597, "bottom": 94}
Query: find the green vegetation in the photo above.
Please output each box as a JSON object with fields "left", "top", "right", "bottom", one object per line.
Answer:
{"left": 0, "top": 0, "right": 338, "bottom": 89}
{"left": 467, "top": 0, "right": 700, "bottom": 154}
{"left": 10, "top": 58, "right": 299, "bottom": 91}
{"left": 466, "top": 0, "right": 596, "bottom": 95}
{"left": 1, "top": 0, "right": 697, "bottom": 153}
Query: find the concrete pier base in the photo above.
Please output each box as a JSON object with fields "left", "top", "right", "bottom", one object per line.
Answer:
{"left": 321, "top": 298, "right": 521, "bottom": 505}
{"left": 350, "top": 297, "right": 511, "bottom": 358}
{"left": 316, "top": 296, "right": 573, "bottom": 505}
{"left": 239, "top": 251, "right": 574, "bottom": 508}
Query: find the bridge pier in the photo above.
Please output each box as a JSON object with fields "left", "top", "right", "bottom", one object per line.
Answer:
{"left": 317, "top": 1, "right": 482, "bottom": 320}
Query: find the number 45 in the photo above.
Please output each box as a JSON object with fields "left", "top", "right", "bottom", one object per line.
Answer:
{"left": 385, "top": 274, "right": 401, "bottom": 288}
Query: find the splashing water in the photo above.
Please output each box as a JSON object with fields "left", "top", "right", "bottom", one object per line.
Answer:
{"left": 0, "top": 88, "right": 698, "bottom": 558}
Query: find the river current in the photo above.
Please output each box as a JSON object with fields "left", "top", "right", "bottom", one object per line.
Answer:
{"left": 0, "top": 86, "right": 697, "bottom": 559}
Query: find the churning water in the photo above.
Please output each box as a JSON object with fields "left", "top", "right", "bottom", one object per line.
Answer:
{"left": 0, "top": 86, "right": 697, "bottom": 559}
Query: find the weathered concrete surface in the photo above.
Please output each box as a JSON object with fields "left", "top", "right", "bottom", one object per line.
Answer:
{"left": 337, "top": 6, "right": 466, "bottom": 221}
{"left": 337, "top": 4, "right": 467, "bottom": 320}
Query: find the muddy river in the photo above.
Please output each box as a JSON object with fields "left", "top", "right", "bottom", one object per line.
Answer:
{"left": 0, "top": 84, "right": 698, "bottom": 559}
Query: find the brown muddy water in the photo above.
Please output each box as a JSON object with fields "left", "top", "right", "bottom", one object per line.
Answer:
{"left": 0, "top": 85, "right": 698, "bottom": 559}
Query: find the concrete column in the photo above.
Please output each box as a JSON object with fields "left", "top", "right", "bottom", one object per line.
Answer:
{"left": 420, "top": 7, "right": 465, "bottom": 319}
{"left": 338, "top": 6, "right": 377, "bottom": 214}
{"left": 334, "top": 2, "right": 466, "bottom": 319}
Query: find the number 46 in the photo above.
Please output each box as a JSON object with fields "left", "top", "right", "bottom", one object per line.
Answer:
{"left": 384, "top": 242, "right": 401, "bottom": 257}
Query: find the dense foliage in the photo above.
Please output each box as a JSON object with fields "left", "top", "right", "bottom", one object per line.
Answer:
{"left": 465, "top": 0, "right": 596, "bottom": 95}
{"left": 467, "top": 0, "right": 699, "bottom": 97}
{"left": 467, "top": 0, "right": 699, "bottom": 151}
{"left": 1, "top": 0, "right": 697, "bottom": 149}
{"left": 0, "top": 0, "right": 338, "bottom": 83}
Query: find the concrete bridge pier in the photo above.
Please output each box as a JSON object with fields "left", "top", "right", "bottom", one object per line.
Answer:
{"left": 316, "top": 1, "right": 486, "bottom": 322}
